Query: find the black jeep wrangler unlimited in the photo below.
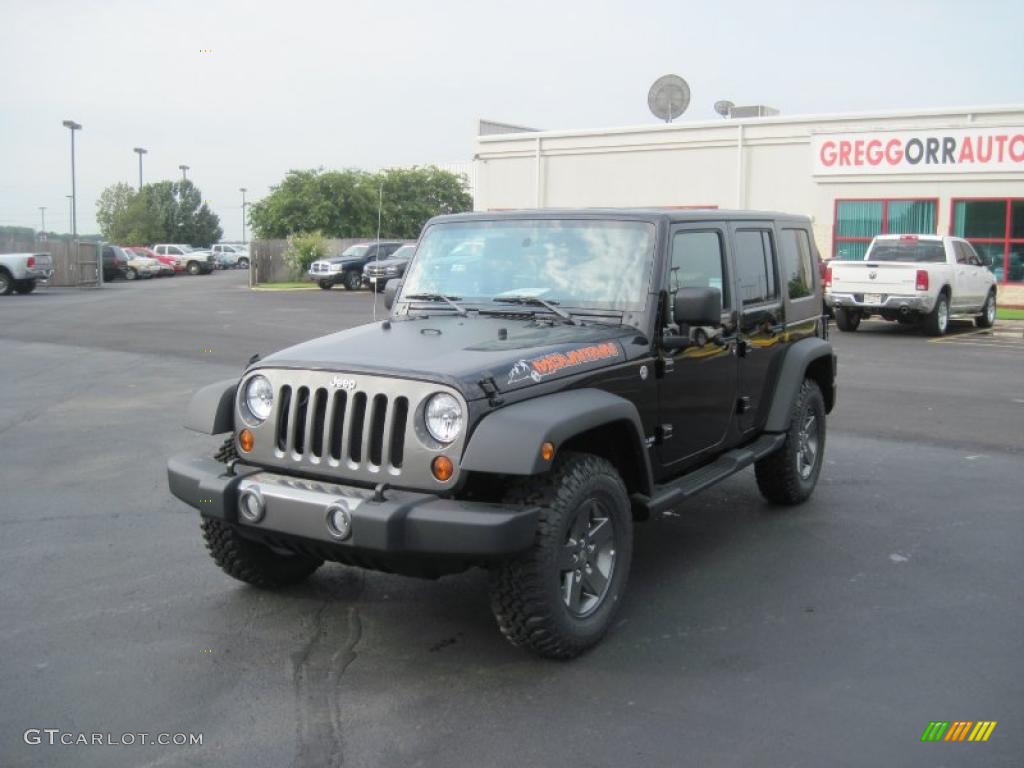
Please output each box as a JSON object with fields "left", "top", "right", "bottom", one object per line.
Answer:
{"left": 168, "top": 210, "right": 836, "bottom": 658}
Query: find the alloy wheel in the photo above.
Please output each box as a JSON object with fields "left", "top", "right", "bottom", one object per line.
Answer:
{"left": 560, "top": 499, "right": 617, "bottom": 617}
{"left": 796, "top": 410, "right": 819, "bottom": 480}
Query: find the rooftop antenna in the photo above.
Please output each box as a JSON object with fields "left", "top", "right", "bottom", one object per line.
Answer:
{"left": 372, "top": 181, "right": 383, "bottom": 322}
{"left": 648, "top": 74, "right": 690, "bottom": 123}
{"left": 714, "top": 100, "right": 735, "bottom": 118}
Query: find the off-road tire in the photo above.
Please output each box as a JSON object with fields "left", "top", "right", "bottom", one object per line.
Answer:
{"left": 200, "top": 518, "right": 323, "bottom": 588}
{"left": 318, "top": 281, "right": 332, "bottom": 290}
{"left": 489, "top": 452, "right": 633, "bottom": 659}
{"left": 834, "top": 307, "right": 860, "bottom": 332}
{"left": 13, "top": 279, "right": 36, "bottom": 294}
{"left": 0, "top": 269, "right": 12, "bottom": 295}
{"left": 975, "top": 290, "right": 996, "bottom": 329}
{"left": 187, "top": 261, "right": 201, "bottom": 275}
{"left": 922, "top": 291, "right": 950, "bottom": 336}
{"left": 755, "top": 379, "right": 826, "bottom": 505}
{"left": 343, "top": 270, "right": 362, "bottom": 291}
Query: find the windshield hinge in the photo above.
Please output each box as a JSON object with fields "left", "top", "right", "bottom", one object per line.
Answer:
{"left": 478, "top": 376, "right": 504, "bottom": 406}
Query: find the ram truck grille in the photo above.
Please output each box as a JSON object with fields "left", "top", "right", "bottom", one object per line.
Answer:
{"left": 237, "top": 369, "right": 467, "bottom": 490}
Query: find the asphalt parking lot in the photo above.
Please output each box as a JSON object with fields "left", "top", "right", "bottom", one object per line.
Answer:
{"left": 2, "top": 271, "right": 1021, "bottom": 768}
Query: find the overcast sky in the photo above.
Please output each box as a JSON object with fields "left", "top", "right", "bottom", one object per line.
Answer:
{"left": 2, "top": 0, "right": 1021, "bottom": 239}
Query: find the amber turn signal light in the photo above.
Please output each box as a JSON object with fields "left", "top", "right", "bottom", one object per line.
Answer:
{"left": 432, "top": 456, "right": 454, "bottom": 482}
{"left": 238, "top": 429, "right": 254, "bottom": 453}
{"left": 541, "top": 441, "right": 555, "bottom": 462}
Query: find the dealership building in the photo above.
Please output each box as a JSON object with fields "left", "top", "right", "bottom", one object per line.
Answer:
{"left": 473, "top": 105, "right": 1024, "bottom": 303}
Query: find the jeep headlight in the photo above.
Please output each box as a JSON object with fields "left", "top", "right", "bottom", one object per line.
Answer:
{"left": 425, "top": 393, "right": 462, "bottom": 444}
{"left": 243, "top": 374, "right": 274, "bottom": 424}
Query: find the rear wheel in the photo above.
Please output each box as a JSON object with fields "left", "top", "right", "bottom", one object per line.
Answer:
{"left": 490, "top": 452, "right": 633, "bottom": 659}
{"left": 343, "top": 270, "right": 361, "bottom": 290}
{"left": 922, "top": 292, "right": 950, "bottom": 336}
{"left": 200, "top": 519, "right": 323, "bottom": 588}
{"left": 13, "top": 279, "right": 36, "bottom": 294}
{"left": 834, "top": 307, "right": 861, "bottom": 332}
{"left": 755, "top": 379, "right": 826, "bottom": 505}
{"left": 975, "top": 290, "right": 996, "bottom": 328}
{"left": 0, "top": 270, "right": 13, "bottom": 295}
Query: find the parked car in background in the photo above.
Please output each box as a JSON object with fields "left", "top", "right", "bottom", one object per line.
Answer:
{"left": 127, "top": 246, "right": 179, "bottom": 275}
{"left": 309, "top": 241, "right": 407, "bottom": 290}
{"left": 363, "top": 243, "right": 416, "bottom": 291}
{"left": 0, "top": 252, "right": 53, "bottom": 295}
{"left": 102, "top": 245, "right": 129, "bottom": 281}
{"left": 121, "top": 247, "right": 161, "bottom": 280}
{"left": 825, "top": 234, "right": 997, "bottom": 335}
{"left": 211, "top": 244, "right": 249, "bottom": 269}
{"left": 152, "top": 244, "right": 215, "bottom": 275}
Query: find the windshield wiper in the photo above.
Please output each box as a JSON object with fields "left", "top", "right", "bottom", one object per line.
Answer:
{"left": 491, "top": 295, "right": 581, "bottom": 325}
{"left": 403, "top": 293, "right": 467, "bottom": 317}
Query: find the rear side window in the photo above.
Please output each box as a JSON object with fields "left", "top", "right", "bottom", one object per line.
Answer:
{"left": 781, "top": 228, "right": 815, "bottom": 300}
{"left": 735, "top": 230, "right": 778, "bottom": 306}
{"left": 868, "top": 240, "right": 946, "bottom": 263}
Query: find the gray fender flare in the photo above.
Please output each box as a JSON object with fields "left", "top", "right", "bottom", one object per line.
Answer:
{"left": 185, "top": 378, "right": 237, "bottom": 434}
{"left": 460, "top": 388, "right": 653, "bottom": 493}
{"left": 763, "top": 338, "right": 836, "bottom": 432}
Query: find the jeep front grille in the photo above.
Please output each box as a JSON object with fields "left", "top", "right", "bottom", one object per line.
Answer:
{"left": 238, "top": 369, "right": 466, "bottom": 490}
{"left": 275, "top": 386, "right": 409, "bottom": 470}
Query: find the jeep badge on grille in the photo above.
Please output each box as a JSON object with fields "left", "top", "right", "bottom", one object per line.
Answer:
{"left": 331, "top": 376, "right": 357, "bottom": 391}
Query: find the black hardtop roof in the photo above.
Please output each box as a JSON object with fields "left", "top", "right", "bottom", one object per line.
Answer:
{"left": 428, "top": 208, "right": 811, "bottom": 226}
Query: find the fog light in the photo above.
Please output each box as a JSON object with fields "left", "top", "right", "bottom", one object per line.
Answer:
{"left": 238, "top": 429, "right": 254, "bottom": 452}
{"left": 541, "top": 441, "right": 555, "bottom": 462}
{"left": 431, "top": 456, "right": 454, "bottom": 482}
{"left": 325, "top": 502, "right": 352, "bottom": 540}
{"left": 238, "top": 488, "right": 265, "bottom": 523}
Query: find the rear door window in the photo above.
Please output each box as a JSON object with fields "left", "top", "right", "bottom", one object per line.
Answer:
{"left": 734, "top": 230, "right": 779, "bottom": 306}
{"left": 781, "top": 228, "right": 815, "bottom": 300}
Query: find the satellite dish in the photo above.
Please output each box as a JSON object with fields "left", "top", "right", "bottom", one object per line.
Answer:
{"left": 648, "top": 75, "right": 690, "bottom": 123}
{"left": 714, "top": 100, "right": 735, "bottom": 118}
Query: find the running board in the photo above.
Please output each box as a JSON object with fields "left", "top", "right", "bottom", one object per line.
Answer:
{"left": 632, "top": 433, "right": 786, "bottom": 517}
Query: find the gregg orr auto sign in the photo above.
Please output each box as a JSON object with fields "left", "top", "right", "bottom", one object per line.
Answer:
{"left": 812, "top": 127, "right": 1024, "bottom": 176}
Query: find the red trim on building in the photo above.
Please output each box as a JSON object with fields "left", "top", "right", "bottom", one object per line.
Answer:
{"left": 832, "top": 197, "right": 940, "bottom": 259}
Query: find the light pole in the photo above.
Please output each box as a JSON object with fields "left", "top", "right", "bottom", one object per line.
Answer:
{"left": 239, "top": 187, "right": 247, "bottom": 244}
{"left": 179, "top": 164, "right": 189, "bottom": 181}
{"left": 62, "top": 120, "right": 82, "bottom": 236}
{"left": 39, "top": 206, "right": 46, "bottom": 234}
{"left": 133, "top": 147, "right": 147, "bottom": 188}
{"left": 66, "top": 195, "right": 73, "bottom": 234}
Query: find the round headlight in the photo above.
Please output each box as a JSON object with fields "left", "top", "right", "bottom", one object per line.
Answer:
{"left": 425, "top": 393, "right": 463, "bottom": 444}
{"left": 244, "top": 375, "right": 274, "bottom": 423}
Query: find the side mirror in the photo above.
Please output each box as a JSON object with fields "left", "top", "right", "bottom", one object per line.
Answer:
{"left": 674, "top": 287, "right": 722, "bottom": 327}
{"left": 384, "top": 279, "right": 402, "bottom": 310}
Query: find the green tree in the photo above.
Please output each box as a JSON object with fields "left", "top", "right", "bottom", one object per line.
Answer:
{"left": 248, "top": 165, "right": 473, "bottom": 240}
{"left": 95, "top": 183, "right": 137, "bottom": 240}
{"left": 94, "top": 180, "right": 222, "bottom": 244}
{"left": 283, "top": 231, "right": 329, "bottom": 278}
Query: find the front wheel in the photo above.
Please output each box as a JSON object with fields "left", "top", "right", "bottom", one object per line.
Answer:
{"left": 200, "top": 519, "right": 323, "bottom": 588}
{"left": 237, "top": 258, "right": 249, "bottom": 269}
{"left": 922, "top": 292, "right": 950, "bottom": 336}
{"left": 755, "top": 379, "right": 826, "bottom": 505}
{"left": 124, "top": 267, "right": 138, "bottom": 281}
{"left": 343, "top": 270, "right": 362, "bottom": 291}
{"left": 318, "top": 281, "right": 332, "bottom": 290}
{"left": 834, "top": 307, "right": 861, "bottom": 332}
{"left": 187, "top": 261, "right": 201, "bottom": 276}
{"left": 490, "top": 452, "right": 633, "bottom": 659}
{"left": 975, "top": 291, "right": 996, "bottom": 328}
{"left": 14, "top": 279, "right": 36, "bottom": 294}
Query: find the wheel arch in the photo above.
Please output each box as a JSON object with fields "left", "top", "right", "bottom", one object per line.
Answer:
{"left": 460, "top": 388, "right": 654, "bottom": 497}
{"left": 185, "top": 378, "right": 237, "bottom": 434}
{"left": 763, "top": 338, "right": 836, "bottom": 432}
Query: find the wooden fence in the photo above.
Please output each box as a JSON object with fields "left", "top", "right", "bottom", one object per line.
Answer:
{"left": 251, "top": 238, "right": 364, "bottom": 284}
{"left": 0, "top": 237, "right": 102, "bottom": 287}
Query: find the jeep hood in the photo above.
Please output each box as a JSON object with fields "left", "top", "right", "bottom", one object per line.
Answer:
{"left": 257, "top": 314, "right": 640, "bottom": 399}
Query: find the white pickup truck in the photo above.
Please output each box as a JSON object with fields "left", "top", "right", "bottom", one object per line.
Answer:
{"left": 0, "top": 252, "right": 54, "bottom": 295}
{"left": 825, "top": 234, "right": 997, "bottom": 335}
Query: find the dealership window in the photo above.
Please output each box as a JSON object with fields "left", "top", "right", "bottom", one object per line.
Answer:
{"left": 951, "top": 198, "right": 1024, "bottom": 283}
{"left": 833, "top": 199, "right": 937, "bottom": 260}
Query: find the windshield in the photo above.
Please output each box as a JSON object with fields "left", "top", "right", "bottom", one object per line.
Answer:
{"left": 867, "top": 240, "right": 946, "bottom": 263}
{"left": 390, "top": 245, "right": 415, "bottom": 260}
{"left": 400, "top": 220, "right": 656, "bottom": 311}
{"left": 342, "top": 245, "right": 369, "bottom": 258}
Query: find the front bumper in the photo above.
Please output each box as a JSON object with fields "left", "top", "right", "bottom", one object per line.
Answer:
{"left": 167, "top": 453, "right": 539, "bottom": 558}
{"left": 826, "top": 292, "right": 934, "bottom": 313}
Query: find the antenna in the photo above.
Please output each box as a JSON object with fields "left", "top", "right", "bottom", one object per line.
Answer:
{"left": 372, "top": 182, "right": 383, "bottom": 322}
{"left": 648, "top": 75, "right": 690, "bottom": 123}
{"left": 714, "top": 100, "right": 735, "bottom": 118}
